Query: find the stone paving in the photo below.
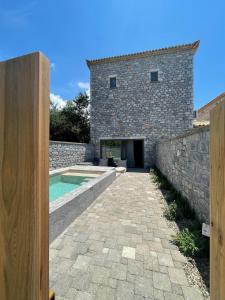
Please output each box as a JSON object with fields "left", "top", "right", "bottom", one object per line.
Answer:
{"left": 50, "top": 171, "right": 204, "bottom": 299}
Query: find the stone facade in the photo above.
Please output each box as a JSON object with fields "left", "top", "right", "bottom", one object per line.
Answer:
{"left": 156, "top": 126, "right": 209, "bottom": 222}
{"left": 49, "top": 141, "right": 94, "bottom": 170}
{"left": 88, "top": 42, "right": 199, "bottom": 167}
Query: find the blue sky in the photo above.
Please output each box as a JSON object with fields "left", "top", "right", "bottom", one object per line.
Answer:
{"left": 0, "top": 0, "right": 224, "bottom": 109}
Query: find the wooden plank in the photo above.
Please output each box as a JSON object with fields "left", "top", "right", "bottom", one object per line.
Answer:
{"left": 0, "top": 52, "right": 49, "bottom": 300}
{"left": 210, "top": 99, "right": 225, "bottom": 300}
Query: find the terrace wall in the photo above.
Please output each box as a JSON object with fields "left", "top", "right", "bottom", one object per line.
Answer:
{"left": 49, "top": 141, "right": 94, "bottom": 170}
{"left": 156, "top": 126, "right": 209, "bottom": 222}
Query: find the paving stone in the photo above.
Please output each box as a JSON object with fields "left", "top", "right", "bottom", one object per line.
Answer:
{"left": 122, "top": 246, "right": 136, "bottom": 259}
{"left": 91, "top": 253, "right": 106, "bottom": 266}
{"left": 107, "top": 277, "right": 118, "bottom": 288}
{"left": 107, "top": 249, "right": 121, "bottom": 262}
{"left": 148, "top": 241, "right": 163, "bottom": 251}
{"left": 70, "top": 270, "right": 91, "bottom": 291}
{"left": 133, "top": 295, "right": 145, "bottom": 300}
{"left": 171, "top": 250, "right": 187, "bottom": 263}
{"left": 87, "top": 282, "right": 99, "bottom": 295}
{"left": 111, "top": 263, "right": 127, "bottom": 280}
{"left": 76, "top": 242, "right": 89, "bottom": 254}
{"left": 121, "top": 257, "right": 128, "bottom": 265}
{"left": 104, "top": 238, "right": 117, "bottom": 248}
{"left": 95, "top": 286, "right": 115, "bottom": 300}
{"left": 182, "top": 286, "right": 204, "bottom": 300}
{"left": 50, "top": 238, "right": 64, "bottom": 250}
{"left": 135, "top": 276, "right": 154, "bottom": 298}
{"left": 50, "top": 172, "right": 203, "bottom": 300}
{"left": 158, "top": 253, "right": 174, "bottom": 267}
{"left": 58, "top": 245, "right": 77, "bottom": 259}
{"left": 73, "top": 255, "right": 91, "bottom": 271}
{"left": 89, "top": 240, "right": 104, "bottom": 252}
{"left": 102, "top": 247, "right": 109, "bottom": 254}
{"left": 143, "top": 269, "right": 153, "bottom": 279}
{"left": 90, "top": 265, "right": 110, "bottom": 284}
{"left": 116, "top": 280, "right": 135, "bottom": 300}
{"left": 153, "top": 272, "right": 172, "bottom": 292}
{"left": 127, "top": 272, "right": 137, "bottom": 283}
{"left": 66, "top": 288, "right": 78, "bottom": 299}
{"left": 74, "top": 233, "right": 90, "bottom": 242}
{"left": 52, "top": 274, "right": 73, "bottom": 296}
{"left": 128, "top": 260, "right": 144, "bottom": 276}
{"left": 164, "top": 292, "right": 184, "bottom": 300}
{"left": 74, "top": 291, "right": 94, "bottom": 300}
{"left": 168, "top": 267, "right": 188, "bottom": 285}
{"left": 159, "top": 265, "right": 168, "bottom": 273}
{"left": 171, "top": 283, "right": 183, "bottom": 295}
{"left": 161, "top": 239, "right": 178, "bottom": 250}
{"left": 153, "top": 288, "right": 164, "bottom": 300}
{"left": 143, "top": 232, "right": 154, "bottom": 241}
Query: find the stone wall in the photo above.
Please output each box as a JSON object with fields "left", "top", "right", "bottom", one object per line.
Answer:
{"left": 156, "top": 126, "right": 209, "bottom": 222}
{"left": 89, "top": 47, "right": 197, "bottom": 167}
{"left": 49, "top": 141, "right": 94, "bottom": 170}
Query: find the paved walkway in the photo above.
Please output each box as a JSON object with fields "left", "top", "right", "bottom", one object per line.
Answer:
{"left": 50, "top": 171, "right": 204, "bottom": 300}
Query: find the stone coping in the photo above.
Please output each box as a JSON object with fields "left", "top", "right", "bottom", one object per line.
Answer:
{"left": 157, "top": 125, "right": 210, "bottom": 144}
{"left": 50, "top": 140, "right": 93, "bottom": 146}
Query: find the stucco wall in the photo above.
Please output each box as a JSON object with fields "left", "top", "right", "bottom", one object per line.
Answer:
{"left": 156, "top": 126, "right": 209, "bottom": 222}
{"left": 49, "top": 141, "right": 94, "bottom": 170}
{"left": 89, "top": 49, "right": 196, "bottom": 167}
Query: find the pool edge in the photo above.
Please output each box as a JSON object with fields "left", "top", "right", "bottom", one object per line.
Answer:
{"left": 49, "top": 166, "right": 116, "bottom": 243}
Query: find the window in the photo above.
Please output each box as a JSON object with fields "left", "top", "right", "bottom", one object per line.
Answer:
{"left": 110, "top": 77, "right": 117, "bottom": 88}
{"left": 150, "top": 71, "right": 158, "bottom": 82}
{"left": 101, "top": 140, "right": 121, "bottom": 159}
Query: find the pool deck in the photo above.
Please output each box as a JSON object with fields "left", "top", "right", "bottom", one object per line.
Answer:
{"left": 50, "top": 171, "right": 204, "bottom": 300}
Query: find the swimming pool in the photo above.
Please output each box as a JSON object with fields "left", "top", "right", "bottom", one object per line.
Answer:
{"left": 49, "top": 166, "right": 116, "bottom": 242}
{"left": 49, "top": 174, "right": 93, "bottom": 202}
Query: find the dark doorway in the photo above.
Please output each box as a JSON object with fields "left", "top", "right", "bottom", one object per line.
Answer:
{"left": 133, "top": 140, "right": 144, "bottom": 168}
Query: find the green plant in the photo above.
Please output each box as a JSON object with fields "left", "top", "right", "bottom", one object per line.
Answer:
{"left": 173, "top": 228, "right": 207, "bottom": 256}
{"left": 164, "top": 201, "right": 178, "bottom": 221}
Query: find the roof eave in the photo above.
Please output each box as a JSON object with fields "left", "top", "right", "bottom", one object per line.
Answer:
{"left": 86, "top": 40, "right": 200, "bottom": 68}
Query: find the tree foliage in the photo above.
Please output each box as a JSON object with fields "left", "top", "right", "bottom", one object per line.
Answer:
{"left": 50, "top": 92, "right": 90, "bottom": 143}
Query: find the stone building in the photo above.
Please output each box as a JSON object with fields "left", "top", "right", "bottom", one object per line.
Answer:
{"left": 197, "top": 91, "right": 225, "bottom": 121}
{"left": 87, "top": 41, "right": 199, "bottom": 168}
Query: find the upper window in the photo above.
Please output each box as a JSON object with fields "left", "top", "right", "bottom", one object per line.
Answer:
{"left": 110, "top": 77, "right": 117, "bottom": 88}
{"left": 150, "top": 71, "right": 158, "bottom": 82}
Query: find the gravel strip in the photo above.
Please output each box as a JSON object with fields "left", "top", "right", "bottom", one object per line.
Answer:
{"left": 156, "top": 185, "right": 210, "bottom": 299}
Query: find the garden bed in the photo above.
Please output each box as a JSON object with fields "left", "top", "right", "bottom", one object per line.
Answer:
{"left": 150, "top": 168, "right": 210, "bottom": 299}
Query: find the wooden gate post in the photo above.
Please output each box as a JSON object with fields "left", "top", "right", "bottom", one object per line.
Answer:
{"left": 210, "top": 99, "right": 225, "bottom": 300}
{"left": 0, "top": 52, "right": 49, "bottom": 299}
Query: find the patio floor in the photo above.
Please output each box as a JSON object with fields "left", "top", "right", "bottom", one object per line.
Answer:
{"left": 50, "top": 171, "right": 204, "bottom": 300}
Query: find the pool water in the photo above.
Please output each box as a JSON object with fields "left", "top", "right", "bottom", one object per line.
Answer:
{"left": 49, "top": 174, "right": 93, "bottom": 202}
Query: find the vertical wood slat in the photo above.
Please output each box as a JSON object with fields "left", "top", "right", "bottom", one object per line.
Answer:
{"left": 210, "top": 99, "right": 225, "bottom": 300}
{"left": 0, "top": 52, "right": 49, "bottom": 300}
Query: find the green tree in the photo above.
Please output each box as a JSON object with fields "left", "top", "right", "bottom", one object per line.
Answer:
{"left": 50, "top": 92, "right": 90, "bottom": 143}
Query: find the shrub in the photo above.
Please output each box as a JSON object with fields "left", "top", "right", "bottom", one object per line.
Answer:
{"left": 164, "top": 202, "right": 178, "bottom": 221}
{"left": 173, "top": 228, "right": 207, "bottom": 256}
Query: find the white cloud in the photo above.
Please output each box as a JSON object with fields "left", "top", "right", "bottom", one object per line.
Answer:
{"left": 78, "top": 81, "right": 90, "bottom": 97}
{"left": 50, "top": 63, "right": 56, "bottom": 71}
{"left": 78, "top": 82, "right": 90, "bottom": 90}
{"left": 50, "top": 93, "right": 66, "bottom": 109}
